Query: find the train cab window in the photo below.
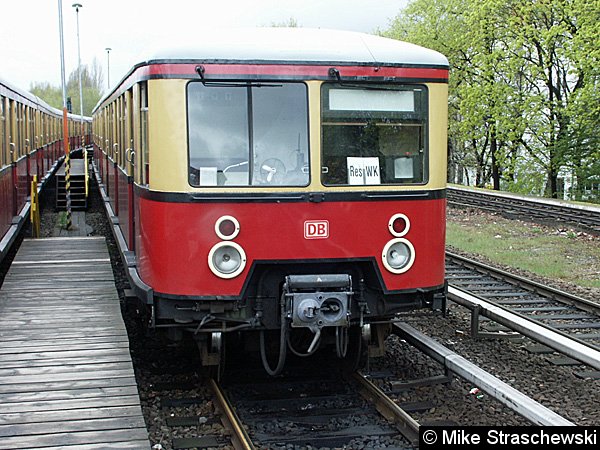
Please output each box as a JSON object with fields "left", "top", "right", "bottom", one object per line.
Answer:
{"left": 321, "top": 84, "right": 428, "bottom": 186}
{"left": 187, "top": 82, "right": 309, "bottom": 187}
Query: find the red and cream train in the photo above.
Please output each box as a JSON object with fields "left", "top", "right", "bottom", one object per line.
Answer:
{"left": 0, "top": 78, "right": 87, "bottom": 258}
{"left": 92, "top": 28, "right": 449, "bottom": 374}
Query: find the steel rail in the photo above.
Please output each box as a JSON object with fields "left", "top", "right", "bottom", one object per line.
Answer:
{"left": 209, "top": 378, "right": 256, "bottom": 450}
{"left": 447, "top": 286, "right": 600, "bottom": 371}
{"left": 447, "top": 251, "right": 600, "bottom": 316}
{"left": 448, "top": 185, "right": 600, "bottom": 214}
{"left": 392, "top": 322, "right": 575, "bottom": 426}
{"left": 447, "top": 185, "right": 600, "bottom": 233}
{"left": 351, "top": 372, "right": 420, "bottom": 446}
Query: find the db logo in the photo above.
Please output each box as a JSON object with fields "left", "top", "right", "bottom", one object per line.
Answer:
{"left": 304, "top": 220, "right": 329, "bottom": 239}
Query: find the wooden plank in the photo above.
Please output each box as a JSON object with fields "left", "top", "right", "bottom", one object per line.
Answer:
{"left": 2, "top": 290, "right": 117, "bottom": 298}
{"left": 0, "top": 298, "right": 120, "bottom": 306}
{"left": 0, "top": 323, "right": 127, "bottom": 333}
{"left": 0, "top": 339, "right": 129, "bottom": 353}
{"left": 23, "top": 440, "right": 150, "bottom": 449}
{"left": 0, "top": 304, "right": 122, "bottom": 313}
{"left": 0, "top": 429, "right": 150, "bottom": 450}
{"left": 6, "top": 265, "right": 114, "bottom": 273}
{"left": 0, "top": 416, "right": 147, "bottom": 438}
{"left": 0, "top": 285, "right": 118, "bottom": 293}
{"left": 0, "top": 348, "right": 132, "bottom": 363}
{"left": 0, "top": 368, "right": 135, "bottom": 385}
{"left": 0, "top": 285, "right": 116, "bottom": 292}
{"left": 4, "top": 274, "right": 115, "bottom": 282}
{"left": 0, "top": 377, "right": 138, "bottom": 395}
{"left": 0, "top": 385, "right": 140, "bottom": 404}
{"left": 0, "top": 329, "right": 126, "bottom": 341}
{"left": 0, "top": 299, "right": 121, "bottom": 308}
{"left": 0, "top": 312, "right": 124, "bottom": 322}
{"left": 0, "top": 317, "right": 125, "bottom": 327}
{"left": 1, "top": 354, "right": 134, "bottom": 370}
{"left": 0, "top": 291, "right": 120, "bottom": 299}
{"left": 0, "top": 361, "right": 134, "bottom": 377}
{"left": 0, "top": 405, "right": 145, "bottom": 426}
{"left": 0, "top": 394, "right": 143, "bottom": 414}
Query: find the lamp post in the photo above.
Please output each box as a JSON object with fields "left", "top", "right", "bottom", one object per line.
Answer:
{"left": 57, "top": 0, "right": 72, "bottom": 230}
{"left": 105, "top": 47, "right": 112, "bottom": 91}
{"left": 72, "top": 3, "right": 83, "bottom": 143}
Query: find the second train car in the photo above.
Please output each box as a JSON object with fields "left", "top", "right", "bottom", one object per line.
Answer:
{"left": 92, "top": 28, "right": 449, "bottom": 375}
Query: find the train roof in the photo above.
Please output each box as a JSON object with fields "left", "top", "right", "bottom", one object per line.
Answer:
{"left": 95, "top": 28, "right": 449, "bottom": 113}
{"left": 1, "top": 76, "right": 55, "bottom": 115}
{"left": 144, "top": 28, "right": 449, "bottom": 68}
{"left": 0, "top": 76, "right": 90, "bottom": 121}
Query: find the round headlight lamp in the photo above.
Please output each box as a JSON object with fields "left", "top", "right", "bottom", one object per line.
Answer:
{"left": 388, "top": 213, "right": 410, "bottom": 237}
{"left": 382, "top": 238, "right": 415, "bottom": 274}
{"left": 215, "top": 215, "right": 240, "bottom": 240}
{"left": 208, "top": 241, "right": 247, "bottom": 279}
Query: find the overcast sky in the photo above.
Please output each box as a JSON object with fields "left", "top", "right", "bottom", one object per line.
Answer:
{"left": 1, "top": 0, "right": 407, "bottom": 93}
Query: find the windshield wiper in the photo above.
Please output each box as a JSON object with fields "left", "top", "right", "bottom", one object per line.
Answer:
{"left": 195, "top": 65, "right": 282, "bottom": 88}
{"left": 328, "top": 66, "right": 410, "bottom": 91}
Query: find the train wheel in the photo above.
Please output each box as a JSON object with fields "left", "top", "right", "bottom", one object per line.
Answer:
{"left": 197, "top": 332, "right": 226, "bottom": 381}
{"left": 210, "top": 332, "right": 226, "bottom": 381}
{"left": 341, "top": 325, "right": 368, "bottom": 372}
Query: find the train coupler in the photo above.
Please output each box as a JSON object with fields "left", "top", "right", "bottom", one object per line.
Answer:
{"left": 284, "top": 274, "right": 353, "bottom": 335}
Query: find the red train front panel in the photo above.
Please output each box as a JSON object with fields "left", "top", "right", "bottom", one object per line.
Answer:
{"left": 135, "top": 195, "right": 446, "bottom": 298}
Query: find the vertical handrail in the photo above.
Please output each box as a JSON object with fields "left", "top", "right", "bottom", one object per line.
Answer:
{"left": 30, "top": 175, "right": 40, "bottom": 238}
{"left": 84, "top": 147, "right": 89, "bottom": 198}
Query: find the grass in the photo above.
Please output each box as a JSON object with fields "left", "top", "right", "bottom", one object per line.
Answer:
{"left": 57, "top": 211, "right": 68, "bottom": 229}
{"left": 446, "top": 212, "right": 600, "bottom": 289}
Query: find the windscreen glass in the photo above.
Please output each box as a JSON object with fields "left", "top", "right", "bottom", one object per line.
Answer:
{"left": 321, "top": 84, "right": 428, "bottom": 186}
{"left": 188, "top": 82, "right": 309, "bottom": 187}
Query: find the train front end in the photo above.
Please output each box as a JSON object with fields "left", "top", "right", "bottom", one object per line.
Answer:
{"left": 108, "top": 29, "right": 449, "bottom": 373}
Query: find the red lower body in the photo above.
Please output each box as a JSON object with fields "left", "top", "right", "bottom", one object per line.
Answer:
{"left": 133, "top": 194, "right": 446, "bottom": 298}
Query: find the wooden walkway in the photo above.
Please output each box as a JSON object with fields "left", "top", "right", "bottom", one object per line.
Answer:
{"left": 0, "top": 237, "right": 149, "bottom": 449}
{"left": 56, "top": 159, "right": 86, "bottom": 176}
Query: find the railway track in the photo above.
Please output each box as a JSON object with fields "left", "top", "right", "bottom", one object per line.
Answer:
{"left": 447, "top": 185, "right": 600, "bottom": 234}
{"left": 143, "top": 330, "right": 574, "bottom": 449}
{"left": 446, "top": 252, "right": 600, "bottom": 375}
{"left": 220, "top": 363, "right": 417, "bottom": 449}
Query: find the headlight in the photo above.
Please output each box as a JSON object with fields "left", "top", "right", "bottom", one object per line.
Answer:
{"left": 388, "top": 213, "right": 410, "bottom": 237}
{"left": 215, "top": 215, "right": 240, "bottom": 240}
{"left": 208, "top": 241, "right": 247, "bottom": 278}
{"left": 382, "top": 238, "right": 415, "bottom": 274}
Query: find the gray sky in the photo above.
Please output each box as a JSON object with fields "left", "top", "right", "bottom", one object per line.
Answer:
{"left": 1, "top": 0, "right": 406, "bottom": 93}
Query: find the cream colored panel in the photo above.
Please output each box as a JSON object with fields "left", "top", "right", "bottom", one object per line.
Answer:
{"left": 306, "top": 81, "right": 322, "bottom": 190}
{"left": 147, "top": 79, "right": 188, "bottom": 191}
{"left": 426, "top": 83, "right": 448, "bottom": 190}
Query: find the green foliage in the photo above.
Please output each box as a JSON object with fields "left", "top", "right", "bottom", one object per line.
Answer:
{"left": 269, "top": 17, "right": 300, "bottom": 27}
{"left": 382, "top": 0, "right": 600, "bottom": 202}
{"left": 30, "top": 59, "right": 104, "bottom": 116}
{"left": 29, "top": 82, "right": 63, "bottom": 110}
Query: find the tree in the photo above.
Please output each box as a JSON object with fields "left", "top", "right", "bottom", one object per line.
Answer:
{"left": 269, "top": 17, "right": 300, "bottom": 27}
{"left": 31, "top": 60, "right": 104, "bottom": 116}
{"left": 381, "top": 0, "right": 600, "bottom": 201}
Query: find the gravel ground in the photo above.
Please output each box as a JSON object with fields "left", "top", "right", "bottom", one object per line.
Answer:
{"left": 17, "top": 177, "right": 599, "bottom": 449}
{"left": 400, "top": 307, "right": 600, "bottom": 425}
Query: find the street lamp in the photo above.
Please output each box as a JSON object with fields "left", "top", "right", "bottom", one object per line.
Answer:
{"left": 105, "top": 47, "right": 112, "bottom": 90}
{"left": 72, "top": 3, "right": 83, "bottom": 140}
{"left": 57, "top": 0, "right": 72, "bottom": 230}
